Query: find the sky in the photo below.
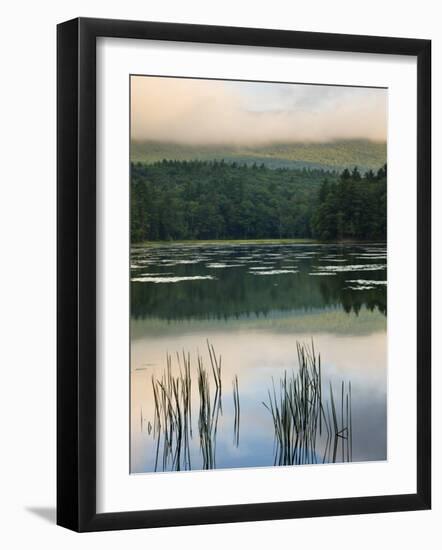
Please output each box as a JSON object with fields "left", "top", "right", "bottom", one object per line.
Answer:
{"left": 131, "top": 76, "right": 387, "bottom": 145}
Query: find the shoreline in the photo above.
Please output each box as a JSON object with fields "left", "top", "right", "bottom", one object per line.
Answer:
{"left": 132, "top": 238, "right": 387, "bottom": 247}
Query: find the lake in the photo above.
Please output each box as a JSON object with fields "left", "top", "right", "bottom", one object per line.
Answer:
{"left": 130, "top": 243, "right": 387, "bottom": 473}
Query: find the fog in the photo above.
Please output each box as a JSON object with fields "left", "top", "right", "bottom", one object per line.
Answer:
{"left": 131, "top": 76, "right": 387, "bottom": 145}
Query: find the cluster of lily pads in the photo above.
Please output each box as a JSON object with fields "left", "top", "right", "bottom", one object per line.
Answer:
{"left": 130, "top": 243, "right": 386, "bottom": 290}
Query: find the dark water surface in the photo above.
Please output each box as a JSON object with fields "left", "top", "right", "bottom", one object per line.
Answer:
{"left": 130, "top": 243, "right": 387, "bottom": 473}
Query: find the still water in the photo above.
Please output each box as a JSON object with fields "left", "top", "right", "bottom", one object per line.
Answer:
{"left": 130, "top": 243, "right": 387, "bottom": 473}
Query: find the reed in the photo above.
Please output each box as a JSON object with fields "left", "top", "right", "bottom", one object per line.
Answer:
{"left": 263, "top": 341, "right": 352, "bottom": 466}
{"left": 146, "top": 339, "right": 352, "bottom": 471}
{"left": 149, "top": 351, "right": 194, "bottom": 471}
{"left": 232, "top": 375, "right": 240, "bottom": 447}
{"left": 148, "top": 341, "right": 224, "bottom": 471}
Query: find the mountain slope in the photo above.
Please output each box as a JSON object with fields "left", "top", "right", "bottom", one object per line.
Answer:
{"left": 131, "top": 139, "right": 387, "bottom": 173}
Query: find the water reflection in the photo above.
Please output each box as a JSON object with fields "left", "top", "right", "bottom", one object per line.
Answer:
{"left": 131, "top": 243, "right": 387, "bottom": 320}
{"left": 130, "top": 244, "right": 387, "bottom": 473}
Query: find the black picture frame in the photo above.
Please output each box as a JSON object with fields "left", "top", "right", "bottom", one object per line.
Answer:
{"left": 57, "top": 17, "right": 431, "bottom": 532}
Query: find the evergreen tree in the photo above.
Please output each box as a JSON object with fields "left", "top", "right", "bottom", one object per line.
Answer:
{"left": 131, "top": 161, "right": 386, "bottom": 243}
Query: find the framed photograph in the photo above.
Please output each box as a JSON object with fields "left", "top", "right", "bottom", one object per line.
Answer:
{"left": 57, "top": 17, "right": 431, "bottom": 532}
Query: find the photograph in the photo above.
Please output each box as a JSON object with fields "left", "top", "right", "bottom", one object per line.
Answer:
{"left": 129, "top": 75, "right": 388, "bottom": 474}
{"left": 0, "top": 0, "right": 434, "bottom": 541}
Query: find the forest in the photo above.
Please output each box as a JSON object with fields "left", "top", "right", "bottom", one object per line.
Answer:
{"left": 130, "top": 160, "right": 387, "bottom": 242}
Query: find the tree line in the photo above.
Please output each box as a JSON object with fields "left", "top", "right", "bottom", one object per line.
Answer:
{"left": 312, "top": 165, "right": 386, "bottom": 241}
{"left": 131, "top": 160, "right": 386, "bottom": 242}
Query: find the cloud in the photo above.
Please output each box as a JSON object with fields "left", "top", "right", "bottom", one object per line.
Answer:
{"left": 131, "top": 76, "right": 387, "bottom": 145}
